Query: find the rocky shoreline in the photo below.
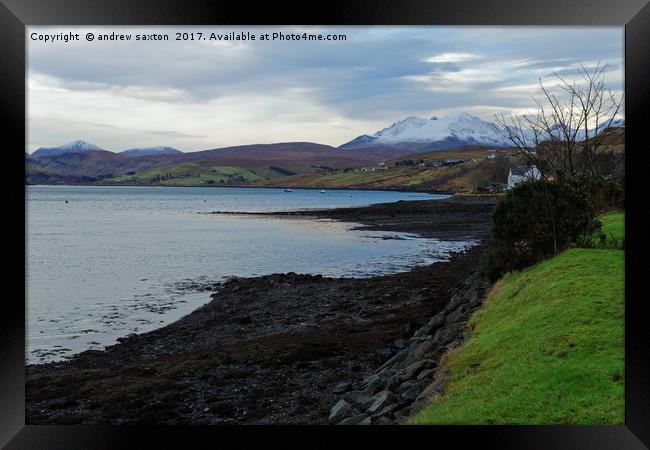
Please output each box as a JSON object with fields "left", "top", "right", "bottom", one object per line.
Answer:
{"left": 26, "top": 198, "right": 496, "bottom": 425}
{"left": 328, "top": 274, "right": 489, "bottom": 424}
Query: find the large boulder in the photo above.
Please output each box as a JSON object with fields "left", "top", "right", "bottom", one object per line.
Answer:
{"left": 367, "top": 390, "right": 398, "bottom": 415}
{"left": 337, "top": 414, "right": 368, "bottom": 425}
{"left": 397, "top": 359, "right": 435, "bottom": 382}
{"left": 402, "top": 340, "right": 439, "bottom": 367}
{"left": 329, "top": 399, "right": 355, "bottom": 424}
{"left": 362, "top": 376, "right": 386, "bottom": 396}
{"left": 413, "top": 312, "right": 447, "bottom": 338}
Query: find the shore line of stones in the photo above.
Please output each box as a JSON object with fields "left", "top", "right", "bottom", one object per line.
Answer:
{"left": 328, "top": 274, "right": 490, "bottom": 425}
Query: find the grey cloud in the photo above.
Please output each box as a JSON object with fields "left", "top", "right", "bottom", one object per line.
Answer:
{"left": 144, "top": 129, "right": 210, "bottom": 139}
{"left": 27, "top": 26, "right": 624, "bottom": 150}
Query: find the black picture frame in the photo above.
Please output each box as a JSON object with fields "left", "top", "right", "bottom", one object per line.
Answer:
{"left": 2, "top": 0, "right": 648, "bottom": 447}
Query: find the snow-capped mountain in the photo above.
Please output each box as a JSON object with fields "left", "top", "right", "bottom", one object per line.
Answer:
{"left": 581, "top": 119, "right": 625, "bottom": 140}
{"left": 340, "top": 113, "right": 624, "bottom": 151}
{"left": 602, "top": 118, "right": 625, "bottom": 129}
{"left": 119, "top": 146, "right": 183, "bottom": 157}
{"left": 31, "top": 141, "right": 185, "bottom": 158}
{"left": 340, "top": 113, "right": 512, "bottom": 150}
{"left": 31, "top": 140, "right": 105, "bottom": 158}
{"left": 536, "top": 119, "right": 624, "bottom": 144}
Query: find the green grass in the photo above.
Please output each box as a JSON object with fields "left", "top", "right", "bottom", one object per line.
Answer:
{"left": 105, "top": 163, "right": 264, "bottom": 186}
{"left": 408, "top": 242, "right": 624, "bottom": 424}
{"left": 595, "top": 210, "right": 624, "bottom": 247}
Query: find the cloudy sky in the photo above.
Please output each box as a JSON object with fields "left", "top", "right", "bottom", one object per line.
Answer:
{"left": 27, "top": 26, "right": 623, "bottom": 153}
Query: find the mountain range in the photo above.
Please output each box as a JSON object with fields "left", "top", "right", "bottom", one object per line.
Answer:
{"left": 27, "top": 142, "right": 403, "bottom": 180}
{"left": 31, "top": 140, "right": 183, "bottom": 158}
{"left": 26, "top": 112, "right": 624, "bottom": 185}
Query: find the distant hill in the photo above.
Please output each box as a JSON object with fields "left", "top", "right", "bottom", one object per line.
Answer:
{"left": 253, "top": 145, "right": 516, "bottom": 192}
{"left": 28, "top": 150, "right": 130, "bottom": 178}
{"left": 180, "top": 142, "right": 409, "bottom": 168}
{"left": 120, "top": 146, "right": 183, "bottom": 157}
{"left": 588, "top": 125, "right": 625, "bottom": 145}
{"left": 31, "top": 140, "right": 105, "bottom": 158}
{"left": 25, "top": 141, "right": 415, "bottom": 183}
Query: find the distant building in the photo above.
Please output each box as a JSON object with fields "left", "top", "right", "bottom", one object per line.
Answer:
{"left": 488, "top": 182, "right": 507, "bottom": 193}
{"left": 442, "top": 159, "right": 464, "bottom": 166}
{"left": 487, "top": 153, "right": 496, "bottom": 160}
{"left": 507, "top": 165, "right": 541, "bottom": 189}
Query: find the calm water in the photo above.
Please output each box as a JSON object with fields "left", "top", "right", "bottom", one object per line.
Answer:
{"left": 26, "top": 185, "right": 473, "bottom": 363}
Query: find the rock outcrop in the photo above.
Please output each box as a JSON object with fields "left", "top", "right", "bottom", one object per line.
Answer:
{"left": 328, "top": 274, "right": 489, "bottom": 425}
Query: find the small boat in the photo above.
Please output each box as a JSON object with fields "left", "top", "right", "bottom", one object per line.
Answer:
{"left": 320, "top": 189, "right": 326, "bottom": 193}
{"left": 284, "top": 188, "right": 293, "bottom": 192}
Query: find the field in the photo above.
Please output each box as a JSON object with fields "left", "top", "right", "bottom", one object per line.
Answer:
{"left": 408, "top": 211, "right": 625, "bottom": 424}
{"left": 251, "top": 148, "right": 515, "bottom": 192}
{"left": 96, "top": 146, "right": 516, "bottom": 192}
{"left": 103, "top": 163, "right": 265, "bottom": 186}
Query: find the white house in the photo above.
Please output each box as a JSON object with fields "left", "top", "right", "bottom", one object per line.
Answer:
{"left": 507, "top": 165, "right": 541, "bottom": 189}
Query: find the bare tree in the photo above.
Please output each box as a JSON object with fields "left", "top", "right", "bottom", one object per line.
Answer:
{"left": 496, "top": 62, "right": 623, "bottom": 179}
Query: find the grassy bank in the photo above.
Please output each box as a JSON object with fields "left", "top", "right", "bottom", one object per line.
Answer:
{"left": 595, "top": 210, "right": 624, "bottom": 247}
{"left": 408, "top": 211, "right": 624, "bottom": 424}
